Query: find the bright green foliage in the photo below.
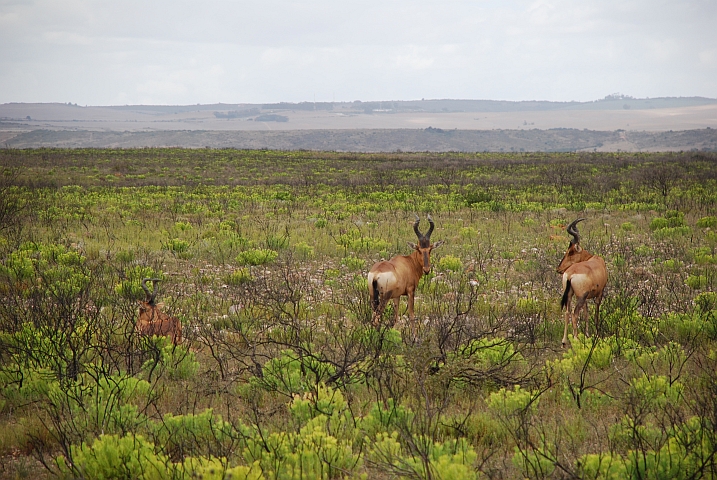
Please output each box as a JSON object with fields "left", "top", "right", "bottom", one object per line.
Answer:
{"left": 341, "top": 256, "right": 365, "bottom": 271}
{"left": 653, "top": 226, "right": 692, "bottom": 239}
{"left": 627, "top": 375, "right": 683, "bottom": 411}
{"left": 187, "top": 458, "right": 264, "bottom": 480}
{"left": 651, "top": 211, "right": 685, "bottom": 229}
{"left": 368, "top": 432, "right": 477, "bottom": 480}
{"left": 658, "top": 311, "right": 717, "bottom": 343}
{"left": 289, "top": 384, "right": 349, "bottom": 429}
{"left": 293, "top": 241, "right": 315, "bottom": 259}
{"left": 357, "top": 398, "right": 415, "bottom": 441}
{"left": 56, "top": 433, "right": 171, "bottom": 480}
{"left": 45, "top": 371, "right": 151, "bottom": 438}
{"left": 336, "top": 229, "right": 390, "bottom": 254}
{"left": 226, "top": 267, "right": 253, "bottom": 286}
{"left": 512, "top": 443, "right": 555, "bottom": 478}
{"left": 0, "top": 242, "right": 89, "bottom": 299}
{"left": 236, "top": 248, "right": 279, "bottom": 266}
{"left": 686, "top": 274, "right": 708, "bottom": 290}
{"left": 0, "top": 366, "right": 57, "bottom": 413}
{"left": 163, "top": 237, "right": 190, "bottom": 253}
{"left": 487, "top": 385, "right": 537, "bottom": 417}
{"left": 577, "top": 453, "right": 628, "bottom": 479}
{"left": 451, "top": 337, "right": 522, "bottom": 371}
{"left": 692, "top": 247, "right": 716, "bottom": 265}
{"left": 650, "top": 211, "right": 692, "bottom": 238}
{"left": 244, "top": 388, "right": 360, "bottom": 480}
{"left": 548, "top": 335, "right": 644, "bottom": 375}
{"left": 152, "top": 409, "right": 247, "bottom": 461}
{"left": 254, "top": 349, "right": 336, "bottom": 395}
{"left": 580, "top": 417, "right": 715, "bottom": 480}
{"left": 437, "top": 255, "right": 464, "bottom": 273}
{"left": 696, "top": 216, "right": 717, "bottom": 228}
{"left": 695, "top": 291, "right": 717, "bottom": 313}
{"left": 141, "top": 338, "right": 198, "bottom": 381}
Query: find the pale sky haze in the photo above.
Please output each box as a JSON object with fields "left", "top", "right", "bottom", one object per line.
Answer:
{"left": 1, "top": 0, "right": 715, "bottom": 106}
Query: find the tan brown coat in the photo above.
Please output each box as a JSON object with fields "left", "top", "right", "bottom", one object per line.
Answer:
{"left": 137, "top": 278, "right": 182, "bottom": 345}
{"left": 556, "top": 219, "right": 608, "bottom": 347}
{"left": 368, "top": 215, "right": 443, "bottom": 328}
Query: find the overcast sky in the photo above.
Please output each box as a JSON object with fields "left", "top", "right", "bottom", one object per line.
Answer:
{"left": 1, "top": 0, "right": 715, "bottom": 106}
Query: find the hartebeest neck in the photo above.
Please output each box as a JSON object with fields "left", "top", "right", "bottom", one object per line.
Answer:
{"left": 557, "top": 248, "right": 595, "bottom": 273}
{"left": 408, "top": 249, "right": 428, "bottom": 277}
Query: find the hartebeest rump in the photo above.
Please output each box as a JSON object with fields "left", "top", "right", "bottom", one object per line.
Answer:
{"left": 556, "top": 218, "right": 608, "bottom": 347}
{"left": 367, "top": 215, "right": 443, "bottom": 327}
{"left": 137, "top": 278, "right": 182, "bottom": 345}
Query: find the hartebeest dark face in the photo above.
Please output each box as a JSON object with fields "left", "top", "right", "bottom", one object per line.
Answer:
{"left": 556, "top": 218, "right": 591, "bottom": 273}
{"left": 138, "top": 277, "right": 163, "bottom": 322}
{"left": 408, "top": 214, "right": 444, "bottom": 273}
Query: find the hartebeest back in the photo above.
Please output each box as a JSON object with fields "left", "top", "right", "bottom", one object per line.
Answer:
{"left": 137, "top": 278, "right": 182, "bottom": 345}
{"left": 556, "top": 218, "right": 608, "bottom": 347}
{"left": 367, "top": 214, "right": 443, "bottom": 328}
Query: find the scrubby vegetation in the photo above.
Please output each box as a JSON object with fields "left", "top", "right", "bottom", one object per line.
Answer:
{"left": 0, "top": 148, "right": 716, "bottom": 479}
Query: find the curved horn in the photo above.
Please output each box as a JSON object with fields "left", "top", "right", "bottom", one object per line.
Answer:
{"left": 413, "top": 213, "right": 423, "bottom": 239}
{"left": 149, "top": 278, "right": 161, "bottom": 304}
{"left": 426, "top": 214, "right": 435, "bottom": 239}
{"left": 141, "top": 278, "right": 152, "bottom": 301}
{"left": 567, "top": 218, "right": 586, "bottom": 244}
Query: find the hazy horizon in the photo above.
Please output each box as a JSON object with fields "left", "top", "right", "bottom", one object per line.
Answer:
{"left": 2, "top": 1, "right": 716, "bottom": 106}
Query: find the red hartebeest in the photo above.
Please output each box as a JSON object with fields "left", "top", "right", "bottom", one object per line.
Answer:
{"left": 137, "top": 278, "right": 182, "bottom": 345}
{"left": 556, "top": 218, "right": 608, "bottom": 347}
{"left": 368, "top": 214, "right": 444, "bottom": 328}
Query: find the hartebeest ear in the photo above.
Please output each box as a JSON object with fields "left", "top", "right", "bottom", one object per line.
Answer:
{"left": 574, "top": 244, "right": 582, "bottom": 252}
{"left": 432, "top": 240, "right": 444, "bottom": 249}
{"left": 407, "top": 241, "right": 418, "bottom": 250}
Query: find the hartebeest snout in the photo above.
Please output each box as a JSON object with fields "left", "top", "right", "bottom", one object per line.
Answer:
{"left": 367, "top": 214, "right": 444, "bottom": 328}
{"left": 557, "top": 218, "right": 608, "bottom": 347}
{"left": 137, "top": 278, "right": 182, "bottom": 345}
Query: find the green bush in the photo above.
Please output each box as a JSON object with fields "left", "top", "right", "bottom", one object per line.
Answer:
{"left": 56, "top": 433, "right": 171, "bottom": 480}
{"left": 225, "top": 268, "right": 252, "bottom": 286}
{"left": 342, "top": 256, "right": 365, "bottom": 271}
{"left": 236, "top": 248, "right": 278, "bottom": 266}
{"left": 696, "top": 216, "right": 717, "bottom": 228}
{"left": 437, "top": 255, "right": 464, "bottom": 272}
{"left": 293, "top": 241, "right": 314, "bottom": 259}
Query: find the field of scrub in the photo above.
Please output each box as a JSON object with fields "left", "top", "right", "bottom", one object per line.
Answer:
{"left": 0, "top": 148, "right": 716, "bottom": 479}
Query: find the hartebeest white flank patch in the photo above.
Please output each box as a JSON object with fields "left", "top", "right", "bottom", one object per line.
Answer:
{"left": 556, "top": 218, "right": 608, "bottom": 347}
{"left": 367, "top": 214, "right": 443, "bottom": 329}
{"left": 137, "top": 278, "right": 182, "bottom": 345}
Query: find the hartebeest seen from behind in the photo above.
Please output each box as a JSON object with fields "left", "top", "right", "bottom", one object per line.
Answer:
{"left": 556, "top": 218, "right": 608, "bottom": 347}
{"left": 368, "top": 214, "right": 444, "bottom": 328}
{"left": 137, "top": 278, "right": 182, "bottom": 345}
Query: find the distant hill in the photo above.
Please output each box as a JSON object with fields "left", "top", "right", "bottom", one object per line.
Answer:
{"left": 2, "top": 96, "right": 716, "bottom": 151}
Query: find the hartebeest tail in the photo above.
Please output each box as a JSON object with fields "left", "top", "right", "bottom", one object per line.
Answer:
{"left": 367, "top": 214, "right": 443, "bottom": 329}
{"left": 561, "top": 278, "right": 572, "bottom": 310}
{"left": 556, "top": 219, "right": 608, "bottom": 347}
{"left": 371, "top": 279, "right": 380, "bottom": 310}
{"left": 137, "top": 278, "right": 182, "bottom": 345}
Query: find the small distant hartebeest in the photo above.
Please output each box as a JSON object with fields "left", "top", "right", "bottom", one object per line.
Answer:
{"left": 137, "top": 278, "right": 182, "bottom": 345}
{"left": 556, "top": 218, "right": 608, "bottom": 347}
{"left": 367, "top": 214, "right": 444, "bottom": 328}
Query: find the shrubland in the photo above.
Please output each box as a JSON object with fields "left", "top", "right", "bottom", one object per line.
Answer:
{"left": 0, "top": 148, "right": 716, "bottom": 479}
